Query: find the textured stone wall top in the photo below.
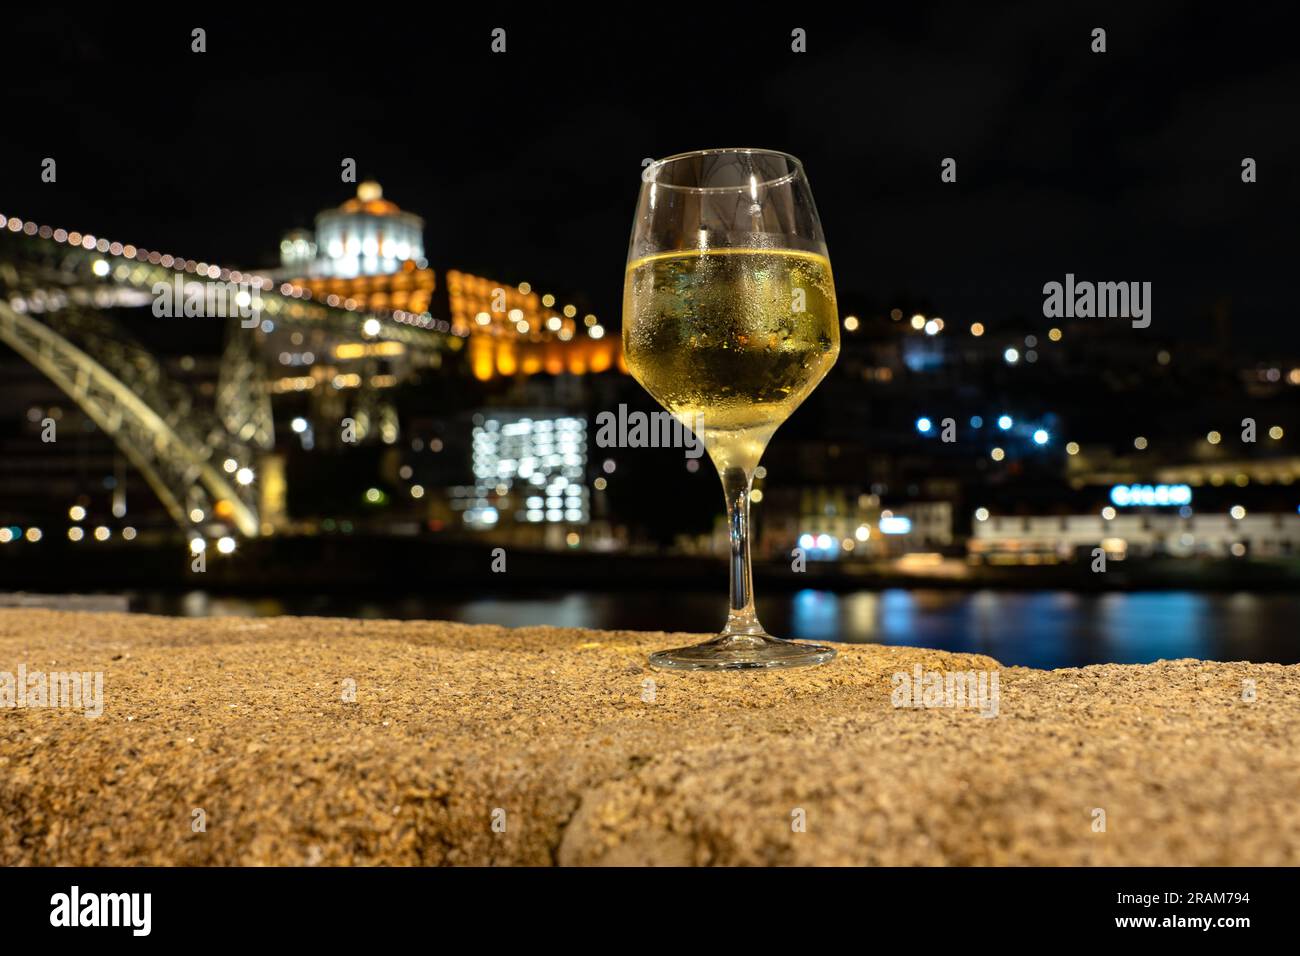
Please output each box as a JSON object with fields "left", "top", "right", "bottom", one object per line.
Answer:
{"left": 0, "top": 609, "right": 1296, "bottom": 865}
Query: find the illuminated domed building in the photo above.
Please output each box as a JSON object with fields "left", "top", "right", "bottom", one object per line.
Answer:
{"left": 280, "top": 181, "right": 425, "bottom": 278}
{"left": 274, "top": 181, "right": 623, "bottom": 382}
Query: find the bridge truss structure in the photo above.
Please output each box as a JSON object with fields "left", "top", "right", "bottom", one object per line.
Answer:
{"left": 0, "top": 215, "right": 458, "bottom": 538}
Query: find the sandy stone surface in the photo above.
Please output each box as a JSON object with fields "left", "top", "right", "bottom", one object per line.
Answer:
{"left": 0, "top": 609, "right": 1296, "bottom": 866}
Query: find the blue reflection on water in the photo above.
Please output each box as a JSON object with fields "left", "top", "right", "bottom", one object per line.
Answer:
{"left": 790, "top": 589, "right": 841, "bottom": 642}
{"left": 781, "top": 589, "right": 1289, "bottom": 669}
{"left": 1094, "top": 592, "right": 1211, "bottom": 663}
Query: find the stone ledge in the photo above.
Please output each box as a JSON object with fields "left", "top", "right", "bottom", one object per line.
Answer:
{"left": 0, "top": 609, "right": 1295, "bottom": 865}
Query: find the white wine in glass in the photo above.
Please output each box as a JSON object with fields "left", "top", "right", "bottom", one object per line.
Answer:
{"left": 623, "top": 149, "right": 840, "bottom": 670}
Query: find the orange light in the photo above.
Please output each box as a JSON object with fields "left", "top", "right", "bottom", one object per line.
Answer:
{"left": 496, "top": 341, "right": 518, "bottom": 376}
{"left": 470, "top": 337, "right": 494, "bottom": 381}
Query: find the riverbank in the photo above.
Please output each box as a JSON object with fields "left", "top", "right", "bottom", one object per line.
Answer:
{"left": 4, "top": 536, "right": 1300, "bottom": 594}
{"left": 1, "top": 609, "right": 1296, "bottom": 865}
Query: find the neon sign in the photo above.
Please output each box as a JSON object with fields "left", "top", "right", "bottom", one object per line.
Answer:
{"left": 1109, "top": 484, "right": 1192, "bottom": 507}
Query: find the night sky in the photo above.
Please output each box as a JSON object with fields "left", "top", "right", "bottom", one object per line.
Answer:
{"left": 5, "top": 5, "right": 1298, "bottom": 347}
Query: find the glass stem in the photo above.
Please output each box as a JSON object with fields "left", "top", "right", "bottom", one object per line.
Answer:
{"left": 720, "top": 465, "right": 764, "bottom": 638}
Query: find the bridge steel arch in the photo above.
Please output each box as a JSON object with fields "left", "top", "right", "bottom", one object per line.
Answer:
{"left": 0, "top": 299, "right": 260, "bottom": 537}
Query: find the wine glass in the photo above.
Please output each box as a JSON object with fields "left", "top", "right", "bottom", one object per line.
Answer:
{"left": 623, "top": 148, "right": 840, "bottom": 670}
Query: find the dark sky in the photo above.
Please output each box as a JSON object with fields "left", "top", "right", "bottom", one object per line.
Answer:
{"left": 5, "top": 5, "right": 1298, "bottom": 348}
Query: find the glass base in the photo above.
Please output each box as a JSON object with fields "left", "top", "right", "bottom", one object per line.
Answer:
{"left": 648, "top": 631, "right": 836, "bottom": 671}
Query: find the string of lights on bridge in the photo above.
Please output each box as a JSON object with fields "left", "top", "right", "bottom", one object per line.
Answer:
{"left": 0, "top": 211, "right": 597, "bottom": 341}
{"left": 0, "top": 210, "right": 449, "bottom": 332}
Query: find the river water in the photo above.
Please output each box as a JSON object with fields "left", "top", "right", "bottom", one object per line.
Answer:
{"left": 134, "top": 589, "right": 1300, "bottom": 670}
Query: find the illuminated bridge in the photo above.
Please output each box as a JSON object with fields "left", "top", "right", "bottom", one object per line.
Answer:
{"left": 0, "top": 205, "right": 622, "bottom": 543}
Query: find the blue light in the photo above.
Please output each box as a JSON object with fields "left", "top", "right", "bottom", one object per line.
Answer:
{"left": 879, "top": 516, "right": 912, "bottom": 535}
{"left": 1033, "top": 429, "right": 1049, "bottom": 445}
{"left": 997, "top": 415, "right": 1013, "bottom": 430}
{"left": 798, "top": 533, "right": 815, "bottom": 550}
{"left": 916, "top": 417, "right": 932, "bottom": 433}
{"left": 970, "top": 415, "right": 983, "bottom": 428}
{"left": 1109, "top": 483, "right": 1193, "bottom": 508}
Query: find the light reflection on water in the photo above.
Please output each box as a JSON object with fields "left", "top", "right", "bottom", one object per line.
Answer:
{"left": 145, "top": 589, "right": 1300, "bottom": 670}
{"left": 784, "top": 590, "right": 1287, "bottom": 669}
